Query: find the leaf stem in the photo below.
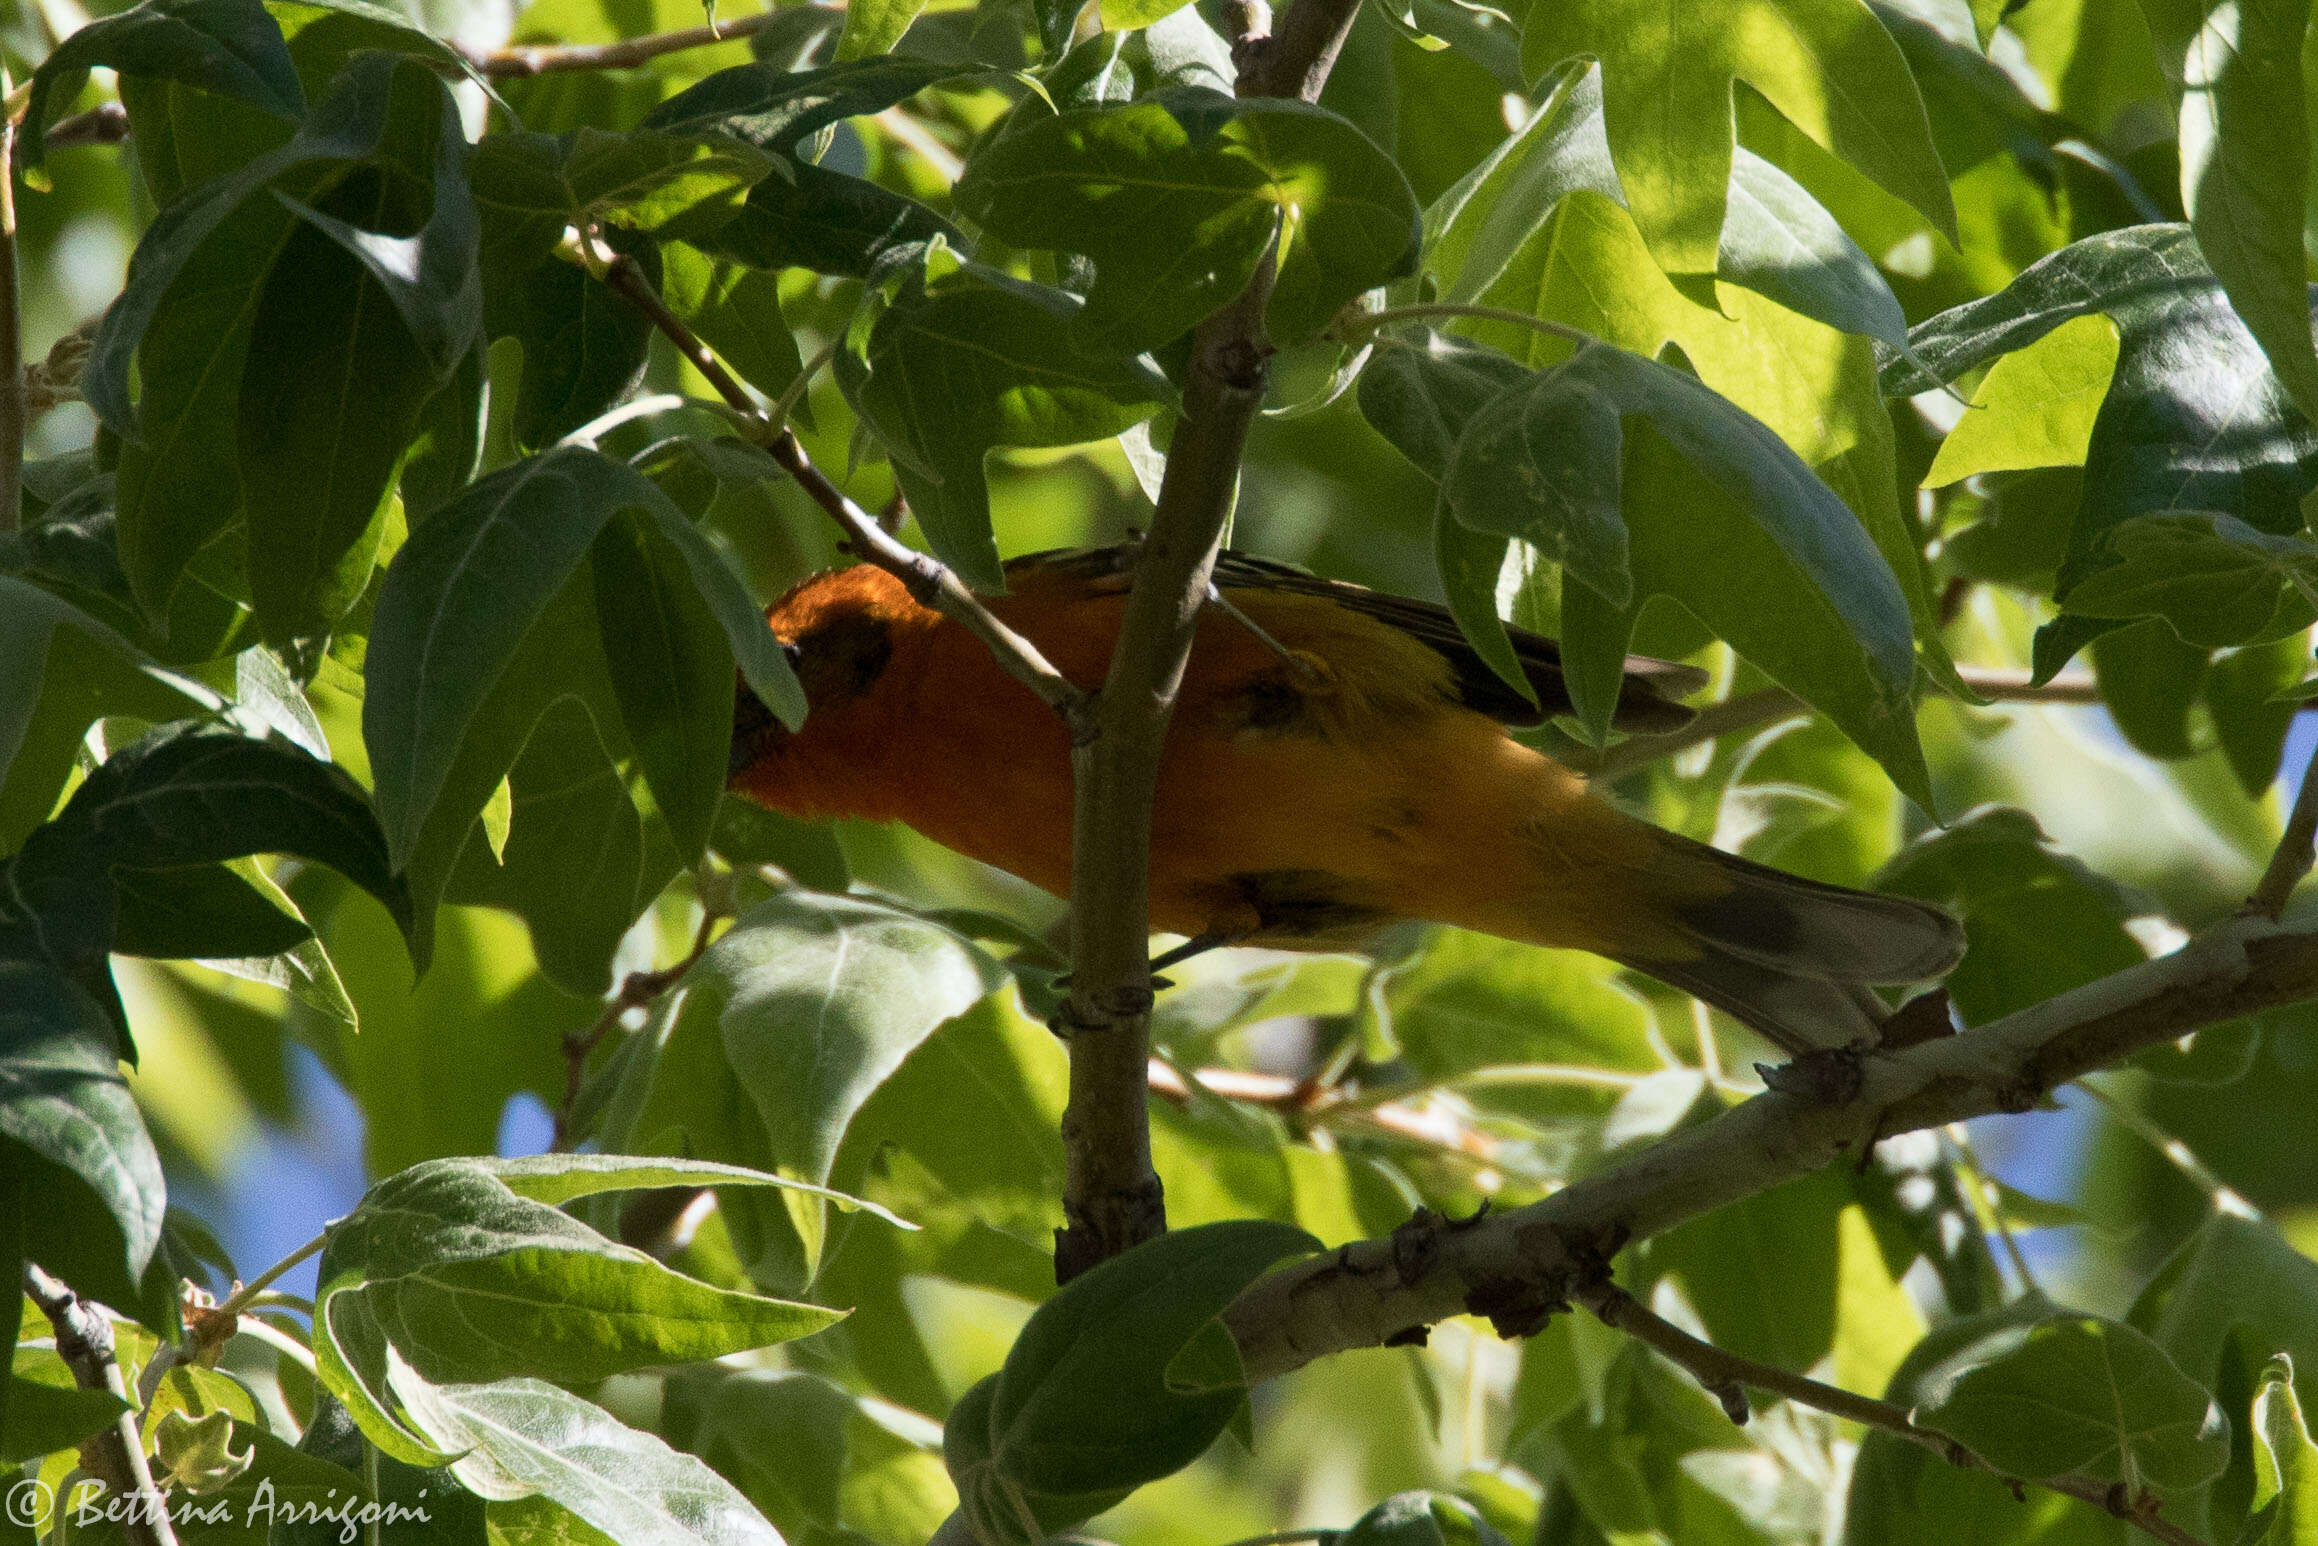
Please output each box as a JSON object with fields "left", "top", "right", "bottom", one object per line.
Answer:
{"left": 1578, "top": 1282, "right": 2207, "bottom": 1546}
{"left": 24, "top": 1264, "right": 183, "bottom": 1546}
{"left": 577, "top": 228, "right": 1095, "bottom": 733}
{"left": 1345, "top": 301, "right": 1598, "bottom": 351}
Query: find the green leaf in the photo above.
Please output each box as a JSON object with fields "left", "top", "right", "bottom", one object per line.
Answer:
{"left": 947, "top": 1221, "right": 1317, "bottom": 1545}
{"left": 0, "top": 962, "right": 168, "bottom": 1320}
{"left": 707, "top": 796, "right": 849, "bottom": 892}
{"left": 2249, "top": 1356, "right": 2318, "bottom": 1546}
{"left": 3, "top": 1350, "right": 130, "bottom": 1465}
{"left": 1917, "top": 1315, "right": 2231, "bottom": 1493}
{"left": 396, "top": 1377, "right": 784, "bottom": 1546}
{"left": 1845, "top": 1298, "right": 2119, "bottom": 1546}
{"left": 1520, "top": 0, "right": 1954, "bottom": 277}
{"left": 1408, "top": 335, "right": 1928, "bottom": 797}
{"left": 497, "top": 239, "right": 657, "bottom": 452}
{"left": 957, "top": 89, "right": 1421, "bottom": 351}
{"left": 590, "top": 508, "right": 734, "bottom": 861}
{"left": 2059, "top": 512, "right": 2318, "bottom": 647}
{"left": 1923, "top": 313, "right": 2120, "bottom": 488}
{"left": 314, "top": 1155, "right": 845, "bottom": 1464}
{"left": 277, "top": 1394, "right": 482, "bottom": 1546}
{"left": 613, "top": 890, "right": 1005, "bottom": 1289}
{"left": 642, "top": 57, "right": 966, "bottom": 278}
{"left": 0, "top": 577, "right": 215, "bottom": 855}
{"left": 1340, "top": 1491, "right": 1509, "bottom": 1546}
{"left": 835, "top": 0, "right": 929, "bottom": 60}
{"left": 109, "top": 863, "right": 312, "bottom": 960}
{"left": 1878, "top": 806, "right": 2148, "bottom": 1024}
{"left": 563, "top": 128, "right": 778, "bottom": 235}
{"left": 2133, "top": 1213, "right": 2318, "bottom": 1539}
{"left": 22, "top": 0, "right": 303, "bottom": 171}
{"left": 659, "top": 246, "right": 809, "bottom": 410}
{"left": 2138, "top": 0, "right": 2318, "bottom": 429}
{"left": 1885, "top": 225, "right": 2318, "bottom": 679}
{"left": 36, "top": 720, "right": 409, "bottom": 937}
{"left": 364, "top": 444, "right": 801, "bottom": 874}
{"left": 1426, "top": 65, "right": 1910, "bottom": 349}
{"left": 239, "top": 196, "right": 437, "bottom": 641}
{"left": 837, "top": 253, "right": 1169, "bottom": 590}
{"left": 473, "top": 1152, "right": 912, "bottom": 1227}
{"left": 94, "top": 56, "right": 476, "bottom": 620}
{"left": 1374, "top": 927, "right": 1659, "bottom": 1099}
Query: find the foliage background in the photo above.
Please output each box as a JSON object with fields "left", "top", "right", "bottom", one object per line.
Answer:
{"left": 12, "top": 0, "right": 2318, "bottom": 1542}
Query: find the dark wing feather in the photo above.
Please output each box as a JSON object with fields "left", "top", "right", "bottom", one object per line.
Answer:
{"left": 1005, "top": 546, "right": 1704, "bottom": 733}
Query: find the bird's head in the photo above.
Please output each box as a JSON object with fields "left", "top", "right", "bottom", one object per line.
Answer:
{"left": 727, "top": 563, "right": 923, "bottom": 785}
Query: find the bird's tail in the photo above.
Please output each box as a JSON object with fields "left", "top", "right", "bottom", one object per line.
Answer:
{"left": 1612, "top": 830, "right": 1965, "bottom": 1056}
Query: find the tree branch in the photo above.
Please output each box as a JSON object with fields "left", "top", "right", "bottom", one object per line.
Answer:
{"left": 1221, "top": 909, "right": 2318, "bottom": 1380}
{"left": 43, "top": 102, "right": 129, "bottom": 152}
{"left": 459, "top": 5, "right": 833, "bottom": 76}
{"left": 1577, "top": 1283, "right": 2207, "bottom": 1546}
{"left": 24, "top": 1264, "right": 181, "bottom": 1546}
{"left": 1, "top": 68, "right": 23, "bottom": 536}
{"left": 2246, "top": 733, "right": 2318, "bottom": 918}
{"left": 1051, "top": 0, "right": 1366, "bottom": 1282}
{"left": 1579, "top": 666, "right": 2111, "bottom": 780}
{"left": 554, "top": 897, "right": 726, "bottom": 1150}
{"left": 581, "top": 233, "right": 1093, "bottom": 734}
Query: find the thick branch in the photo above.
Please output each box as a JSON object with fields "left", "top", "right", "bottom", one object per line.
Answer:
{"left": 1222, "top": 911, "right": 2318, "bottom": 1380}
{"left": 1579, "top": 1284, "right": 2205, "bottom": 1546}
{"left": 1052, "top": 0, "right": 1367, "bottom": 1282}
{"left": 585, "top": 237, "right": 1092, "bottom": 733}
{"left": 25, "top": 1264, "right": 180, "bottom": 1546}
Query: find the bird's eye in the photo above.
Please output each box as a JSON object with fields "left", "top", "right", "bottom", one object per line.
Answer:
{"left": 779, "top": 638, "right": 804, "bottom": 669}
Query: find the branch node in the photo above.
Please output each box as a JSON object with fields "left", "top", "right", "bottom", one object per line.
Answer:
{"left": 1389, "top": 1208, "right": 1443, "bottom": 1287}
{"left": 1755, "top": 1044, "right": 1866, "bottom": 1105}
{"left": 1461, "top": 1275, "right": 1563, "bottom": 1340}
{"left": 1708, "top": 1380, "right": 1751, "bottom": 1425}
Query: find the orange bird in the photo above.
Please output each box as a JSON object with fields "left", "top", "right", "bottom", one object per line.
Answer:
{"left": 727, "top": 547, "right": 1962, "bottom": 1054}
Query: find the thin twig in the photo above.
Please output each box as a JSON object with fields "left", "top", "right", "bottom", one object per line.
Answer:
{"left": 1944, "top": 1125, "right": 2039, "bottom": 1295}
{"left": 133, "top": 1230, "right": 329, "bottom": 1407}
{"left": 460, "top": 5, "right": 832, "bottom": 76}
{"left": 2075, "top": 1077, "right": 2256, "bottom": 1215}
{"left": 1, "top": 66, "right": 23, "bottom": 536}
{"left": 1579, "top": 667, "right": 2109, "bottom": 779}
{"left": 43, "top": 101, "right": 129, "bottom": 151}
{"left": 580, "top": 231, "right": 1094, "bottom": 732}
{"left": 2247, "top": 734, "right": 2318, "bottom": 917}
{"left": 1579, "top": 1283, "right": 2207, "bottom": 1546}
{"left": 24, "top": 1264, "right": 182, "bottom": 1546}
{"left": 1051, "top": 0, "right": 1367, "bottom": 1284}
{"left": 554, "top": 902, "right": 726, "bottom": 1150}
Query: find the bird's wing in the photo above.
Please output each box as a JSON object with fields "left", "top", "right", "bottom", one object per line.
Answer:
{"left": 1003, "top": 545, "right": 1705, "bottom": 733}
